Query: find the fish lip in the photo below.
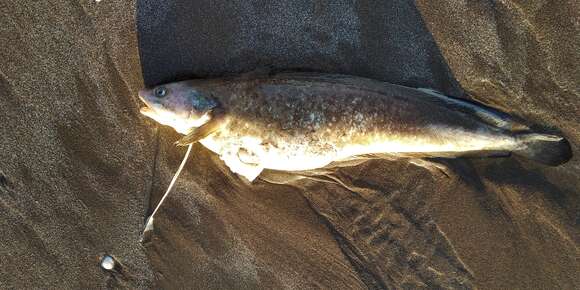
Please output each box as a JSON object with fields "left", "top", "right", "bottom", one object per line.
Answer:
{"left": 138, "top": 95, "right": 151, "bottom": 107}
{"left": 137, "top": 90, "right": 146, "bottom": 103}
{"left": 137, "top": 90, "right": 153, "bottom": 109}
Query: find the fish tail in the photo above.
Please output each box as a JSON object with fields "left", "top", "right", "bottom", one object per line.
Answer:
{"left": 514, "top": 133, "right": 572, "bottom": 166}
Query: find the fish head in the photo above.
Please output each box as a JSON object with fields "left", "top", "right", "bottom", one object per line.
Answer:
{"left": 139, "top": 81, "right": 218, "bottom": 134}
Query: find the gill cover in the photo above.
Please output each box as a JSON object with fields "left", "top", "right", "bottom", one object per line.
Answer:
{"left": 176, "top": 92, "right": 225, "bottom": 146}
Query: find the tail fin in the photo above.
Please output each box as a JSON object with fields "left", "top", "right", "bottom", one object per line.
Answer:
{"left": 514, "top": 133, "right": 572, "bottom": 166}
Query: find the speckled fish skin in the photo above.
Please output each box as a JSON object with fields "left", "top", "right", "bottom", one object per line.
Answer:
{"left": 139, "top": 73, "right": 571, "bottom": 180}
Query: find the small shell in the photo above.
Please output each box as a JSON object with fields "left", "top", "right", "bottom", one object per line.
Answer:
{"left": 100, "top": 255, "right": 116, "bottom": 271}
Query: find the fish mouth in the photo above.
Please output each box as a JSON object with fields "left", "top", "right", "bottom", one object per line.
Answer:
{"left": 137, "top": 90, "right": 149, "bottom": 106}
{"left": 138, "top": 90, "right": 155, "bottom": 115}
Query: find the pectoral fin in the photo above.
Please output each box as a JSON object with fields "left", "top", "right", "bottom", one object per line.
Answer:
{"left": 176, "top": 110, "right": 225, "bottom": 146}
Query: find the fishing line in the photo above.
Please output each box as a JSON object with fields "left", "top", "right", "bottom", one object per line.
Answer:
{"left": 142, "top": 143, "right": 193, "bottom": 236}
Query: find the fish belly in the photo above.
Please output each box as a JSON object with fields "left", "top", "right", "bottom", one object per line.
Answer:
{"left": 200, "top": 133, "right": 338, "bottom": 172}
{"left": 199, "top": 125, "right": 517, "bottom": 174}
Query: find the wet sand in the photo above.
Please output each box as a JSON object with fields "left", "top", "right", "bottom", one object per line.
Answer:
{"left": 1, "top": 0, "right": 578, "bottom": 289}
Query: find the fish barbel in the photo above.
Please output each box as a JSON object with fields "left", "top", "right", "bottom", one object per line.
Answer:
{"left": 139, "top": 73, "right": 571, "bottom": 181}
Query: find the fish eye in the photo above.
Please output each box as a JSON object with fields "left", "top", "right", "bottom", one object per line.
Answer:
{"left": 154, "top": 87, "right": 167, "bottom": 98}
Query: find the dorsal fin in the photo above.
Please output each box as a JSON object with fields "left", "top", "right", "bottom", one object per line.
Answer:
{"left": 416, "top": 88, "right": 529, "bottom": 131}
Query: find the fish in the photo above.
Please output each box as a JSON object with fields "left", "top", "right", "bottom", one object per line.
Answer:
{"left": 138, "top": 73, "right": 572, "bottom": 181}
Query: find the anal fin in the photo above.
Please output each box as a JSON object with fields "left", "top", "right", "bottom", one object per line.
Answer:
{"left": 409, "top": 158, "right": 452, "bottom": 177}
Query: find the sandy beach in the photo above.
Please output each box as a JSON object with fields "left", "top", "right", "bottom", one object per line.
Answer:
{"left": 1, "top": 0, "right": 578, "bottom": 289}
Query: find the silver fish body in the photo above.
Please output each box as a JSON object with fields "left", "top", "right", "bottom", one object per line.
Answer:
{"left": 139, "top": 73, "right": 571, "bottom": 181}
